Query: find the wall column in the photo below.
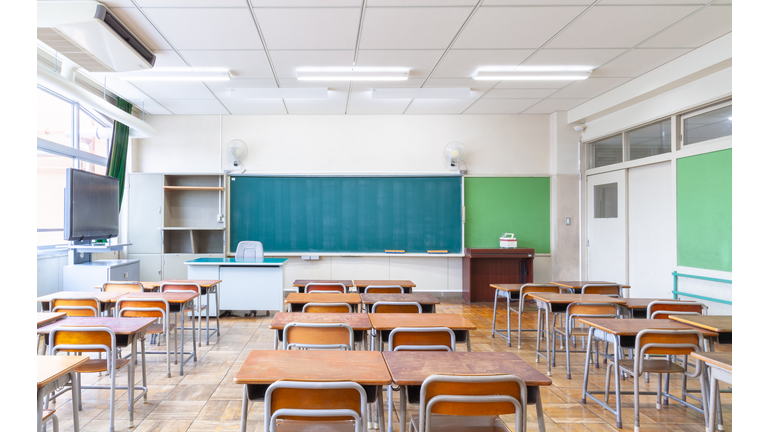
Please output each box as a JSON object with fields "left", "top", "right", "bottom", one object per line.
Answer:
{"left": 549, "top": 111, "right": 581, "bottom": 280}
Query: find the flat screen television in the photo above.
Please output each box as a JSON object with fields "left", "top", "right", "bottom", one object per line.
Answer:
{"left": 64, "top": 168, "right": 120, "bottom": 242}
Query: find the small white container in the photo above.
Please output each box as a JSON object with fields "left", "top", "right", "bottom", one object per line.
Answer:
{"left": 500, "top": 233, "right": 517, "bottom": 248}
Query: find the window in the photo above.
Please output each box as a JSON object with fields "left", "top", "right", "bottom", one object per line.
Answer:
{"left": 629, "top": 118, "right": 672, "bottom": 161}
{"left": 594, "top": 183, "right": 618, "bottom": 218}
{"left": 590, "top": 134, "right": 622, "bottom": 168}
{"left": 683, "top": 104, "right": 732, "bottom": 145}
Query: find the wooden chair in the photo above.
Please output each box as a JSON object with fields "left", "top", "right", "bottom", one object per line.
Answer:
{"left": 604, "top": 329, "right": 708, "bottom": 432}
{"left": 160, "top": 282, "right": 209, "bottom": 347}
{"left": 647, "top": 300, "right": 707, "bottom": 319}
{"left": 48, "top": 325, "right": 132, "bottom": 432}
{"left": 305, "top": 282, "right": 347, "bottom": 293}
{"left": 50, "top": 298, "right": 100, "bottom": 317}
{"left": 101, "top": 281, "right": 146, "bottom": 293}
{"left": 116, "top": 298, "right": 177, "bottom": 378}
{"left": 411, "top": 374, "right": 527, "bottom": 432}
{"left": 492, "top": 284, "right": 560, "bottom": 348}
{"left": 263, "top": 380, "right": 368, "bottom": 432}
{"left": 581, "top": 284, "right": 622, "bottom": 297}
{"left": 302, "top": 302, "right": 353, "bottom": 313}
{"left": 552, "top": 303, "right": 621, "bottom": 379}
{"left": 364, "top": 285, "right": 404, "bottom": 294}
{"left": 283, "top": 322, "right": 355, "bottom": 351}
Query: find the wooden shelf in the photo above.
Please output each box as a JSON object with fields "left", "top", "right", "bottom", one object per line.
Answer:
{"left": 163, "top": 186, "right": 224, "bottom": 191}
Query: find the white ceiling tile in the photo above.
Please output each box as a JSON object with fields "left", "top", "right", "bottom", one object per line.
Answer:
{"left": 368, "top": 0, "right": 477, "bottom": 5}
{"left": 152, "top": 50, "right": 190, "bottom": 68}
{"left": 462, "top": 98, "right": 540, "bottom": 114}
{"left": 355, "top": 50, "right": 444, "bottom": 78}
{"left": 254, "top": 8, "right": 360, "bottom": 50}
{"left": 422, "top": 78, "right": 497, "bottom": 92}
{"left": 523, "top": 49, "right": 626, "bottom": 70}
{"left": 136, "top": 0, "right": 247, "bottom": 6}
{"left": 521, "top": 98, "right": 588, "bottom": 114}
{"left": 283, "top": 99, "right": 348, "bottom": 115}
{"left": 205, "top": 79, "right": 278, "bottom": 92}
{"left": 494, "top": 80, "right": 571, "bottom": 89}
{"left": 452, "top": 7, "right": 585, "bottom": 49}
{"left": 269, "top": 50, "right": 354, "bottom": 80}
{"left": 346, "top": 99, "right": 413, "bottom": 115}
{"left": 590, "top": 48, "right": 692, "bottom": 78}
{"left": 219, "top": 99, "right": 288, "bottom": 115}
{"left": 359, "top": 7, "right": 474, "bottom": 49}
{"left": 279, "top": 79, "right": 349, "bottom": 98}
{"left": 251, "top": 0, "right": 362, "bottom": 6}
{"left": 39, "top": 0, "right": 137, "bottom": 7}
{"left": 142, "top": 8, "right": 263, "bottom": 50}
{"left": 405, "top": 99, "right": 476, "bottom": 115}
{"left": 157, "top": 99, "right": 229, "bottom": 115}
{"left": 482, "top": 0, "right": 593, "bottom": 4}
{"left": 109, "top": 8, "right": 172, "bottom": 50}
{"left": 350, "top": 81, "right": 425, "bottom": 94}
{"left": 599, "top": 0, "right": 708, "bottom": 4}
{"left": 546, "top": 5, "right": 701, "bottom": 49}
{"left": 432, "top": 49, "right": 533, "bottom": 78}
{"left": 180, "top": 50, "right": 273, "bottom": 79}
{"left": 484, "top": 88, "right": 559, "bottom": 98}
{"left": 640, "top": 7, "right": 731, "bottom": 48}
{"left": 130, "top": 81, "right": 216, "bottom": 100}
{"left": 548, "top": 77, "right": 631, "bottom": 99}
{"left": 133, "top": 99, "right": 173, "bottom": 115}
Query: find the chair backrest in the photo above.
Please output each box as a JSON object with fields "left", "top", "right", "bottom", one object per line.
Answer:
{"left": 634, "top": 329, "right": 704, "bottom": 376}
{"left": 305, "top": 282, "right": 347, "bottom": 293}
{"left": 371, "top": 301, "right": 422, "bottom": 314}
{"left": 364, "top": 285, "right": 404, "bottom": 294}
{"left": 565, "top": 302, "right": 621, "bottom": 329}
{"left": 302, "top": 302, "right": 353, "bottom": 313}
{"left": 418, "top": 374, "right": 526, "bottom": 432}
{"left": 160, "top": 282, "right": 201, "bottom": 294}
{"left": 116, "top": 298, "right": 170, "bottom": 319}
{"left": 51, "top": 298, "right": 100, "bottom": 317}
{"left": 50, "top": 325, "right": 116, "bottom": 354}
{"left": 647, "top": 301, "right": 707, "bottom": 319}
{"left": 388, "top": 327, "right": 455, "bottom": 352}
{"left": 235, "top": 241, "right": 264, "bottom": 259}
{"left": 102, "top": 281, "right": 144, "bottom": 292}
{"left": 265, "top": 380, "right": 367, "bottom": 431}
{"left": 581, "top": 284, "right": 622, "bottom": 297}
{"left": 519, "top": 284, "right": 560, "bottom": 302}
{"left": 283, "top": 322, "right": 355, "bottom": 350}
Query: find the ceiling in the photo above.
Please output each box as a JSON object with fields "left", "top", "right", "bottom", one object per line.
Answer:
{"left": 38, "top": 0, "right": 732, "bottom": 116}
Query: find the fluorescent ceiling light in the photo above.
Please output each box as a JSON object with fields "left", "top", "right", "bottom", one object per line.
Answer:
{"left": 297, "top": 68, "right": 408, "bottom": 81}
{"left": 473, "top": 70, "right": 592, "bottom": 81}
{"left": 223, "top": 88, "right": 328, "bottom": 99}
{"left": 117, "top": 70, "right": 231, "bottom": 81}
{"left": 372, "top": 88, "right": 471, "bottom": 99}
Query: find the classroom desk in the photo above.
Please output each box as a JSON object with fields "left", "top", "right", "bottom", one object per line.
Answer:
{"left": 268, "top": 312, "right": 372, "bottom": 350}
{"left": 143, "top": 279, "right": 222, "bottom": 346}
{"left": 670, "top": 315, "right": 732, "bottom": 345}
{"left": 620, "top": 298, "right": 687, "bottom": 318}
{"left": 234, "top": 350, "right": 391, "bottom": 432}
{"left": 37, "top": 291, "right": 130, "bottom": 313}
{"left": 368, "top": 313, "right": 476, "bottom": 352}
{"left": 691, "top": 351, "right": 732, "bottom": 432}
{"left": 38, "top": 316, "right": 156, "bottom": 429}
{"left": 550, "top": 280, "right": 629, "bottom": 296}
{"left": 283, "top": 292, "right": 362, "bottom": 312}
{"left": 360, "top": 293, "right": 440, "bottom": 313}
{"left": 292, "top": 279, "right": 354, "bottom": 293}
{"left": 353, "top": 280, "right": 415, "bottom": 293}
{"left": 578, "top": 318, "right": 718, "bottom": 429}
{"left": 37, "top": 312, "right": 67, "bottom": 327}
{"left": 37, "top": 355, "right": 88, "bottom": 432}
{"left": 383, "top": 351, "right": 552, "bottom": 432}
{"left": 489, "top": 283, "right": 526, "bottom": 346}
{"left": 527, "top": 293, "right": 627, "bottom": 376}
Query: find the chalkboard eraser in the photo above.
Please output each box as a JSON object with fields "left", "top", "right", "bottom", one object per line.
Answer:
{"left": 427, "top": 250, "right": 448, "bottom": 254}
{"left": 385, "top": 250, "right": 405, "bottom": 254}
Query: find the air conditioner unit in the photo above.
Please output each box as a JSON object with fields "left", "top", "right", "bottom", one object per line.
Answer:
{"left": 37, "top": 1, "right": 156, "bottom": 73}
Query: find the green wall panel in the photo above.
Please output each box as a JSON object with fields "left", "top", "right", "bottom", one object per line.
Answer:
{"left": 676, "top": 149, "right": 732, "bottom": 271}
{"left": 464, "top": 177, "right": 550, "bottom": 253}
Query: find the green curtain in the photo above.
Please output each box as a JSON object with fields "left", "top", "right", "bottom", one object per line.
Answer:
{"left": 106, "top": 97, "right": 132, "bottom": 211}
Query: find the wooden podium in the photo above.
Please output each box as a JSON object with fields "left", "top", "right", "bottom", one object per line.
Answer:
{"left": 462, "top": 248, "right": 535, "bottom": 303}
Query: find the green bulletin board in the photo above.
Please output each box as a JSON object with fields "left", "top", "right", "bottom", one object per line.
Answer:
{"left": 464, "top": 177, "right": 551, "bottom": 253}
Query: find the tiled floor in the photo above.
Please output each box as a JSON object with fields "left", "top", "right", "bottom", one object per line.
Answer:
{"left": 42, "top": 299, "right": 731, "bottom": 431}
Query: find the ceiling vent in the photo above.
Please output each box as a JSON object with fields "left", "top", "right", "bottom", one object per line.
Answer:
{"left": 37, "top": 1, "right": 156, "bottom": 73}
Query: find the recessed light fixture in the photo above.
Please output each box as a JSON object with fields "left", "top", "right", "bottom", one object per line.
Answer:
{"left": 372, "top": 88, "right": 471, "bottom": 99}
{"left": 222, "top": 88, "right": 328, "bottom": 99}
{"left": 473, "top": 67, "right": 592, "bottom": 81}
{"left": 297, "top": 68, "right": 409, "bottom": 81}
{"left": 117, "top": 70, "right": 231, "bottom": 81}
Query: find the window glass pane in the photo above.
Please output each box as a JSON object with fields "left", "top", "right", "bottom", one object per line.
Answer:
{"left": 78, "top": 108, "right": 110, "bottom": 158}
{"left": 594, "top": 183, "right": 618, "bottom": 218}
{"left": 37, "top": 88, "right": 72, "bottom": 147}
{"left": 590, "top": 134, "right": 622, "bottom": 168}
{"left": 629, "top": 119, "right": 672, "bottom": 161}
{"left": 37, "top": 150, "right": 72, "bottom": 246}
{"left": 684, "top": 105, "right": 732, "bottom": 145}
{"left": 79, "top": 160, "right": 106, "bottom": 175}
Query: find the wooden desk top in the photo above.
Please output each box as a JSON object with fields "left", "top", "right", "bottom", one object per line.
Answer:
{"left": 284, "top": 293, "right": 362, "bottom": 304}
{"left": 353, "top": 280, "right": 416, "bottom": 288}
{"left": 527, "top": 293, "right": 626, "bottom": 305}
{"left": 550, "top": 281, "right": 628, "bottom": 289}
{"left": 293, "top": 280, "right": 354, "bottom": 287}
{"left": 621, "top": 298, "right": 687, "bottom": 309}
{"left": 578, "top": 318, "right": 719, "bottom": 338}
{"left": 118, "top": 291, "right": 199, "bottom": 304}
{"left": 38, "top": 355, "right": 89, "bottom": 388}
{"left": 383, "top": 351, "right": 551, "bottom": 387}
{"left": 690, "top": 351, "right": 732, "bottom": 371}
{"left": 36, "top": 291, "right": 129, "bottom": 303}
{"left": 142, "top": 279, "right": 222, "bottom": 289}
{"left": 669, "top": 315, "right": 732, "bottom": 333}
{"left": 269, "top": 312, "right": 372, "bottom": 330}
{"left": 37, "top": 316, "right": 157, "bottom": 335}
{"left": 489, "top": 283, "right": 525, "bottom": 292}
{"left": 37, "top": 312, "right": 67, "bottom": 328}
{"left": 360, "top": 293, "right": 440, "bottom": 305}
{"left": 368, "top": 313, "right": 476, "bottom": 331}
{"left": 234, "top": 350, "right": 391, "bottom": 385}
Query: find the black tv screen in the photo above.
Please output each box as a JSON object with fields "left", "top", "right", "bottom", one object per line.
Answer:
{"left": 64, "top": 168, "right": 119, "bottom": 241}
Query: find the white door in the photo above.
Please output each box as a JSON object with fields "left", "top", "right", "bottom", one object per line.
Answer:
{"left": 587, "top": 170, "right": 626, "bottom": 284}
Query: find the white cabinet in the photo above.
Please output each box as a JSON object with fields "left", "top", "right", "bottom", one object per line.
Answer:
{"left": 128, "top": 174, "right": 163, "bottom": 254}
{"left": 63, "top": 259, "right": 140, "bottom": 291}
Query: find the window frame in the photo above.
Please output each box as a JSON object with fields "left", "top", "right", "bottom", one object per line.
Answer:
{"left": 680, "top": 100, "right": 733, "bottom": 147}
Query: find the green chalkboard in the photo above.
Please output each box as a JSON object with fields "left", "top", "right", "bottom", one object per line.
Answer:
{"left": 464, "top": 177, "right": 550, "bottom": 253}
{"left": 677, "top": 149, "right": 732, "bottom": 271}
{"left": 229, "top": 176, "right": 463, "bottom": 254}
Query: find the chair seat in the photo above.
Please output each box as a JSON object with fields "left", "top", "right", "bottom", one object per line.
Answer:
{"left": 146, "top": 323, "right": 176, "bottom": 335}
{"left": 553, "top": 327, "right": 591, "bottom": 336}
{"left": 410, "top": 415, "right": 512, "bottom": 432}
{"left": 273, "top": 419, "right": 357, "bottom": 431}
{"left": 74, "top": 358, "right": 130, "bottom": 374}
{"left": 615, "top": 359, "right": 687, "bottom": 374}
{"left": 42, "top": 409, "right": 56, "bottom": 421}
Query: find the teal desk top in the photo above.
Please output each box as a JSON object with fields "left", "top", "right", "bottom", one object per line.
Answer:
{"left": 185, "top": 257, "right": 288, "bottom": 266}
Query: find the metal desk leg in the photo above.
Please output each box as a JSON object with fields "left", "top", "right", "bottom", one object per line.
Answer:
{"left": 180, "top": 308, "right": 185, "bottom": 375}
{"left": 70, "top": 370, "right": 80, "bottom": 432}
{"left": 491, "top": 290, "right": 499, "bottom": 339}
{"left": 545, "top": 307, "right": 552, "bottom": 376}
{"left": 128, "top": 335, "right": 136, "bottom": 428}
{"left": 141, "top": 337, "right": 149, "bottom": 403}
{"left": 273, "top": 329, "right": 279, "bottom": 350}
{"left": 400, "top": 385, "right": 407, "bottom": 432}
{"left": 240, "top": 385, "right": 248, "bottom": 432}
{"left": 535, "top": 387, "right": 546, "bottom": 432}
{"left": 387, "top": 385, "right": 393, "bottom": 432}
